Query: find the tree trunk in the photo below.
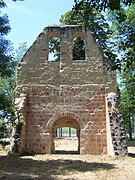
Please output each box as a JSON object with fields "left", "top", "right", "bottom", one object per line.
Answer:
{"left": 128, "top": 110, "right": 132, "bottom": 140}
{"left": 133, "top": 114, "right": 135, "bottom": 136}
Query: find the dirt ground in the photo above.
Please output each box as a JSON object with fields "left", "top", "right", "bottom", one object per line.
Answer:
{"left": 0, "top": 139, "right": 135, "bottom": 180}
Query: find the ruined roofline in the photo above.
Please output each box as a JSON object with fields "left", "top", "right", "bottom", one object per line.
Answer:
{"left": 42, "top": 24, "right": 86, "bottom": 33}
{"left": 45, "top": 24, "right": 84, "bottom": 28}
{"left": 19, "top": 25, "right": 86, "bottom": 63}
{"left": 19, "top": 24, "right": 114, "bottom": 72}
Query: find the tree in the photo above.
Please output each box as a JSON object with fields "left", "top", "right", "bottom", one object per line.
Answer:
{"left": 0, "top": 2, "right": 14, "bottom": 77}
{"left": 73, "top": 0, "right": 135, "bottom": 70}
{"left": 60, "top": 3, "right": 135, "bottom": 136}
{"left": 107, "top": 4, "right": 135, "bottom": 70}
{"left": 122, "top": 4, "right": 135, "bottom": 69}
{"left": 0, "top": 1, "right": 13, "bottom": 137}
{"left": 105, "top": 4, "right": 135, "bottom": 136}
{"left": 119, "top": 63, "right": 135, "bottom": 139}
{"left": 74, "top": 0, "right": 133, "bottom": 12}
{"left": 60, "top": 4, "right": 117, "bottom": 68}
{"left": 0, "top": 77, "right": 15, "bottom": 138}
{"left": 0, "top": 42, "right": 27, "bottom": 138}
{"left": 0, "top": 0, "right": 25, "bottom": 138}
{"left": 14, "top": 42, "right": 28, "bottom": 64}
{"left": 73, "top": 37, "right": 85, "bottom": 60}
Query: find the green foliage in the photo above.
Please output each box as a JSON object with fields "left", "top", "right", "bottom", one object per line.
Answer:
{"left": 15, "top": 42, "right": 28, "bottom": 62}
{"left": 0, "top": 1, "right": 6, "bottom": 8}
{"left": 0, "top": 118, "right": 10, "bottom": 138}
{"left": 73, "top": 0, "right": 135, "bottom": 70}
{"left": 49, "top": 37, "right": 60, "bottom": 61}
{"left": 0, "top": 0, "right": 24, "bottom": 7}
{"left": 0, "top": 76, "right": 15, "bottom": 138}
{"left": 126, "top": 4, "right": 135, "bottom": 25}
{"left": 0, "top": 8, "right": 14, "bottom": 77}
{"left": 74, "top": 0, "right": 132, "bottom": 11}
{"left": 73, "top": 37, "right": 85, "bottom": 60}
{"left": 0, "top": 77, "right": 15, "bottom": 118}
{"left": 120, "top": 66, "right": 135, "bottom": 114}
{"left": 60, "top": 4, "right": 116, "bottom": 68}
{"left": 0, "top": 0, "right": 26, "bottom": 138}
{"left": 108, "top": 4, "right": 135, "bottom": 70}
{"left": 0, "top": 43, "right": 28, "bottom": 138}
{"left": 119, "top": 63, "right": 135, "bottom": 138}
{"left": 62, "top": 1, "right": 134, "bottom": 135}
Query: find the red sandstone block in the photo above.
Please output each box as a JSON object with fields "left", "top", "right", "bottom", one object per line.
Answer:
{"left": 102, "top": 122, "right": 106, "bottom": 126}
{"left": 86, "top": 99, "right": 92, "bottom": 103}
{"left": 32, "top": 91, "right": 38, "bottom": 96}
{"left": 61, "top": 52, "right": 67, "bottom": 55}
{"left": 94, "top": 102, "right": 101, "bottom": 106}
{"left": 71, "top": 88, "right": 75, "bottom": 92}
{"left": 96, "top": 114, "right": 102, "bottom": 117}
{"left": 26, "top": 111, "right": 32, "bottom": 114}
{"left": 45, "top": 92, "right": 49, "bottom": 96}
{"left": 94, "top": 95, "right": 102, "bottom": 99}
{"left": 96, "top": 91, "right": 102, "bottom": 95}
{"left": 102, "top": 114, "right": 106, "bottom": 118}
{"left": 36, "top": 139, "right": 40, "bottom": 142}
{"left": 60, "top": 99, "right": 64, "bottom": 103}
{"left": 42, "top": 48, "right": 47, "bottom": 51}
{"left": 59, "top": 91, "right": 63, "bottom": 96}
{"left": 100, "top": 87, "right": 105, "bottom": 91}
{"left": 102, "top": 143, "right": 107, "bottom": 147}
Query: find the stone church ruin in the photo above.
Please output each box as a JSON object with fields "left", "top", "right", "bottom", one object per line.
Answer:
{"left": 11, "top": 25, "right": 127, "bottom": 156}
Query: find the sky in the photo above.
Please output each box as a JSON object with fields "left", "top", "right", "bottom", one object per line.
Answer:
{"left": 2, "top": 0, "right": 75, "bottom": 50}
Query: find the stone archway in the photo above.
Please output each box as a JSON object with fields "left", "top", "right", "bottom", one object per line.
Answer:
{"left": 45, "top": 112, "right": 82, "bottom": 154}
{"left": 46, "top": 112, "right": 83, "bottom": 132}
{"left": 51, "top": 116, "right": 80, "bottom": 154}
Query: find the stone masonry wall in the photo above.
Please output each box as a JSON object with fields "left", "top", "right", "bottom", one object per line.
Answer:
{"left": 106, "top": 92, "right": 127, "bottom": 156}
{"left": 14, "top": 25, "right": 118, "bottom": 155}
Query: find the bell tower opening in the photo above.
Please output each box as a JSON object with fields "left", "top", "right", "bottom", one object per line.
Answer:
{"left": 48, "top": 36, "right": 61, "bottom": 62}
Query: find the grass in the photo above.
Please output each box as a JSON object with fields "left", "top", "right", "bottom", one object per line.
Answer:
{"left": 0, "top": 139, "right": 135, "bottom": 180}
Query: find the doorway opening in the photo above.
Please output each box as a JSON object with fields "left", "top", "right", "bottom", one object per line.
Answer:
{"left": 51, "top": 117, "right": 80, "bottom": 154}
{"left": 55, "top": 127, "right": 78, "bottom": 154}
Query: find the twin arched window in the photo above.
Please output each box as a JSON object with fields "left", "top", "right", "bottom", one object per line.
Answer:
{"left": 48, "top": 34, "right": 85, "bottom": 62}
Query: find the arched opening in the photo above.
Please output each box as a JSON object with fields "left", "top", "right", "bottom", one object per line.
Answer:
{"left": 72, "top": 37, "right": 85, "bottom": 60}
{"left": 48, "top": 36, "right": 61, "bottom": 62}
{"left": 51, "top": 117, "right": 80, "bottom": 154}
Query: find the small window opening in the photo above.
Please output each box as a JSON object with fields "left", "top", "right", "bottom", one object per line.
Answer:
{"left": 72, "top": 37, "right": 85, "bottom": 60}
{"left": 48, "top": 37, "right": 60, "bottom": 62}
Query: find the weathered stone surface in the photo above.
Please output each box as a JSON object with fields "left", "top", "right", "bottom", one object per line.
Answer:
{"left": 11, "top": 25, "right": 126, "bottom": 155}
{"left": 106, "top": 92, "right": 128, "bottom": 156}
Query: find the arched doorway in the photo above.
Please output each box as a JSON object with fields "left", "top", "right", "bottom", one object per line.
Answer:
{"left": 51, "top": 117, "right": 80, "bottom": 154}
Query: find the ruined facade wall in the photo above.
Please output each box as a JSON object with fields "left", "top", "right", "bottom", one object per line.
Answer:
{"left": 15, "top": 26, "right": 117, "bottom": 155}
